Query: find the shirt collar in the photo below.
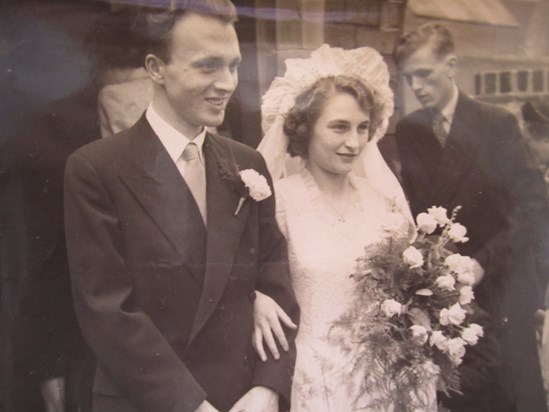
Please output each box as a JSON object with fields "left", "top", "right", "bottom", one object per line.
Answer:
{"left": 439, "top": 83, "right": 459, "bottom": 126}
{"left": 146, "top": 104, "right": 206, "bottom": 163}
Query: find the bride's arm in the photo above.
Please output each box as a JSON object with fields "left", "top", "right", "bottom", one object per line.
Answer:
{"left": 253, "top": 291, "right": 298, "bottom": 362}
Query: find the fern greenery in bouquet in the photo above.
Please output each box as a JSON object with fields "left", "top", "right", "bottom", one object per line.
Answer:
{"left": 333, "top": 206, "right": 484, "bottom": 410}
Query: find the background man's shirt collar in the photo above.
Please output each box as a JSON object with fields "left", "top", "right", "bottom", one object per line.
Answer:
{"left": 439, "top": 83, "right": 459, "bottom": 128}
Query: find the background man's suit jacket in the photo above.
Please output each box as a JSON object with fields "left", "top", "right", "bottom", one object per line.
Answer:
{"left": 64, "top": 116, "right": 299, "bottom": 412}
{"left": 0, "top": 89, "right": 98, "bottom": 411}
{"left": 396, "top": 92, "right": 549, "bottom": 412}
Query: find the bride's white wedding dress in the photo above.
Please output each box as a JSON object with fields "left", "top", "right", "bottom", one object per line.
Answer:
{"left": 275, "top": 169, "right": 437, "bottom": 412}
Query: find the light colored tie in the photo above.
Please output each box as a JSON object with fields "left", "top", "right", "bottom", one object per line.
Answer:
{"left": 182, "top": 142, "right": 207, "bottom": 225}
{"left": 432, "top": 111, "right": 448, "bottom": 148}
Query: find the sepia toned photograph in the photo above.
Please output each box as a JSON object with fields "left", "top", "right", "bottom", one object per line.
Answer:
{"left": 1, "top": 1, "right": 548, "bottom": 411}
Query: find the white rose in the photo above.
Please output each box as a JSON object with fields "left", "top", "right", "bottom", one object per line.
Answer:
{"left": 435, "top": 274, "right": 456, "bottom": 291}
{"left": 416, "top": 212, "right": 437, "bottom": 234}
{"left": 468, "top": 323, "right": 484, "bottom": 336}
{"left": 445, "top": 254, "right": 474, "bottom": 275}
{"left": 427, "top": 206, "right": 451, "bottom": 226}
{"left": 457, "top": 271, "right": 475, "bottom": 286}
{"left": 403, "top": 246, "right": 424, "bottom": 269}
{"left": 409, "top": 325, "right": 429, "bottom": 345}
{"left": 447, "top": 223, "right": 469, "bottom": 243}
{"left": 468, "top": 323, "right": 484, "bottom": 337}
{"left": 461, "top": 323, "right": 484, "bottom": 345}
{"left": 429, "top": 330, "right": 449, "bottom": 351}
{"left": 381, "top": 299, "right": 402, "bottom": 318}
{"left": 239, "top": 169, "right": 272, "bottom": 201}
{"left": 446, "top": 337, "right": 467, "bottom": 366}
{"left": 461, "top": 328, "right": 479, "bottom": 345}
{"left": 459, "top": 286, "right": 474, "bottom": 305}
{"left": 439, "top": 303, "right": 467, "bottom": 326}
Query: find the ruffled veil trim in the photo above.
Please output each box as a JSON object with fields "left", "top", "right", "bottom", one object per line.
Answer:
{"left": 257, "top": 44, "right": 413, "bottom": 223}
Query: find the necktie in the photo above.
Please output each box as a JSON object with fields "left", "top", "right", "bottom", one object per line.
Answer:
{"left": 182, "top": 142, "right": 207, "bottom": 225}
{"left": 432, "top": 111, "right": 448, "bottom": 148}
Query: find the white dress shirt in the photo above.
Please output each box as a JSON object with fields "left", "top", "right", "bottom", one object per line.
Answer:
{"left": 438, "top": 83, "right": 460, "bottom": 135}
{"left": 145, "top": 104, "right": 207, "bottom": 177}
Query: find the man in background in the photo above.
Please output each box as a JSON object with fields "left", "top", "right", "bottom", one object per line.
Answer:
{"left": 394, "top": 22, "right": 549, "bottom": 412}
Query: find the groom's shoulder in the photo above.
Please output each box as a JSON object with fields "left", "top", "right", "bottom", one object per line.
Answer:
{"left": 207, "top": 132, "right": 262, "bottom": 161}
{"left": 74, "top": 131, "right": 130, "bottom": 157}
{"left": 67, "top": 122, "right": 138, "bottom": 174}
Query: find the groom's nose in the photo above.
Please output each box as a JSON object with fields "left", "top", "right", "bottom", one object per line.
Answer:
{"left": 213, "top": 66, "right": 238, "bottom": 93}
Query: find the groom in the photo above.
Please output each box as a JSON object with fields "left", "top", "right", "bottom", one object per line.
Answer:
{"left": 393, "top": 23, "right": 548, "bottom": 411}
{"left": 64, "top": 2, "right": 299, "bottom": 412}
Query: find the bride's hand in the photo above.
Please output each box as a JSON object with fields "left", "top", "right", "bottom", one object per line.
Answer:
{"left": 253, "top": 291, "right": 297, "bottom": 362}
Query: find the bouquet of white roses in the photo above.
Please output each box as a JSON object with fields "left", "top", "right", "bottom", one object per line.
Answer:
{"left": 333, "top": 206, "right": 483, "bottom": 410}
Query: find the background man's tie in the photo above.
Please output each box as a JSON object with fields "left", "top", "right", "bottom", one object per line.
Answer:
{"left": 432, "top": 111, "right": 448, "bottom": 148}
{"left": 182, "top": 142, "right": 207, "bottom": 225}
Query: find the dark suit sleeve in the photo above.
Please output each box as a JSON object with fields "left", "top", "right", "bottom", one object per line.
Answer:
{"left": 64, "top": 152, "right": 206, "bottom": 412}
{"left": 395, "top": 120, "right": 418, "bottom": 214}
{"left": 250, "top": 154, "right": 299, "bottom": 409}
{"left": 439, "top": 306, "right": 499, "bottom": 411}
{"left": 473, "top": 112, "right": 548, "bottom": 297}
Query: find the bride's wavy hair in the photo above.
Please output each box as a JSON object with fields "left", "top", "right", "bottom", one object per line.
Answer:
{"left": 283, "top": 75, "right": 385, "bottom": 158}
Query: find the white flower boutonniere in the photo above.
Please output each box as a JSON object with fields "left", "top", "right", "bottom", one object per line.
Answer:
{"left": 214, "top": 149, "right": 272, "bottom": 217}
{"left": 234, "top": 169, "right": 272, "bottom": 216}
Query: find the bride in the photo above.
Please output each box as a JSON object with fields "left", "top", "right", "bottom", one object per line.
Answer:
{"left": 253, "top": 45, "right": 437, "bottom": 411}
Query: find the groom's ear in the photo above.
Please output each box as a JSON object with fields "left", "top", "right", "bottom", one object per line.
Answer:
{"left": 145, "top": 54, "right": 166, "bottom": 85}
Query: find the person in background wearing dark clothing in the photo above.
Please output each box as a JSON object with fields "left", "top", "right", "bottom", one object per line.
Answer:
{"left": 393, "top": 22, "right": 549, "bottom": 412}
{"left": 0, "top": 91, "right": 98, "bottom": 412}
{"left": 0, "top": 2, "right": 107, "bottom": 410}
{"left": 437, "top": 304, "right": 500, "bottom": 412}
{"left": 0, "top": 85, "right": 99, "bottom": 412}
{"left": 522, "top": 99, "right": 549, "bottom": 409}
{"left": 522, "top": 100, "right": 549, "bottom": 191}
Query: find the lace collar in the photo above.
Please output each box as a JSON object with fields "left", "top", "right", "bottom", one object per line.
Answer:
{"left": 298, "top": 167, "right": 363, "bottom": 223}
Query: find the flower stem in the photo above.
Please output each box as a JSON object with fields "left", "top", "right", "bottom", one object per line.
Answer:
{"left": 234, "top": 197, "right": 246, "bottom": 216}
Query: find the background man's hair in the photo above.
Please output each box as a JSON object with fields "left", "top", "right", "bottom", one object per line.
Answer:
{"left": 393, "top": 22, "right": 454, "bottom": 66}
{"left": 132, "top": 0, "right": 237, "bottom": 63}
{"left": 86, "top": 5, "right": 146, "bottom": 72}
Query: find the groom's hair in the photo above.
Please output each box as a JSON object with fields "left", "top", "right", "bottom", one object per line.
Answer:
{"left": 132, "top": 0, "right": 237, "bottom": 63}
{"left": 284, "top": 76, "right": 385, "bottom": 158}
{"left": 393, "top": 22, "right": 454, "bottom": 67}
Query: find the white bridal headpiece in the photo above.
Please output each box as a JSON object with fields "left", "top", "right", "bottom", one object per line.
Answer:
{"left": 261, "top": 44, "right": 394, "bottom": 147}
{"left": 257, "top": 44, "right": 412, "bottom": 220}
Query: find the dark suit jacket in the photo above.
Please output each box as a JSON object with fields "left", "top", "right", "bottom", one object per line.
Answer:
{"left": 396, "top": 92, "right": 548, "bottom": 411}
{"left": 0, "top": 89, "right": 98, "bottom": 411}
{"left": 438, "top": 305, "right": 499, "bottom": 412}
{"left": 64, "top": 116, "right": 299, "bottom": 412}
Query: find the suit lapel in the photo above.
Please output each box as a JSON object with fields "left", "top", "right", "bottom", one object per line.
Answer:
{"left": 430, "top": 94, "right": 482, "bottom": 206}
{"left": 403, "top": 110, "right": 443, "bottom": 212}
{"left": 119, "top": 116, "right": 206, "bottom": 283}
{"left": 187, "top": 134, "right": 250, "bottom": 346}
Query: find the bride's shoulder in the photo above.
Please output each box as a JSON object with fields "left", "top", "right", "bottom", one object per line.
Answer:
{"left": 350, "top": 174, "right": 402, "bottom": 208}
{"left": 350, "top": 175, "right": 381, "bottom": 198}
{"left": 274, "top": 174, "right": 305, "bottom": 196}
